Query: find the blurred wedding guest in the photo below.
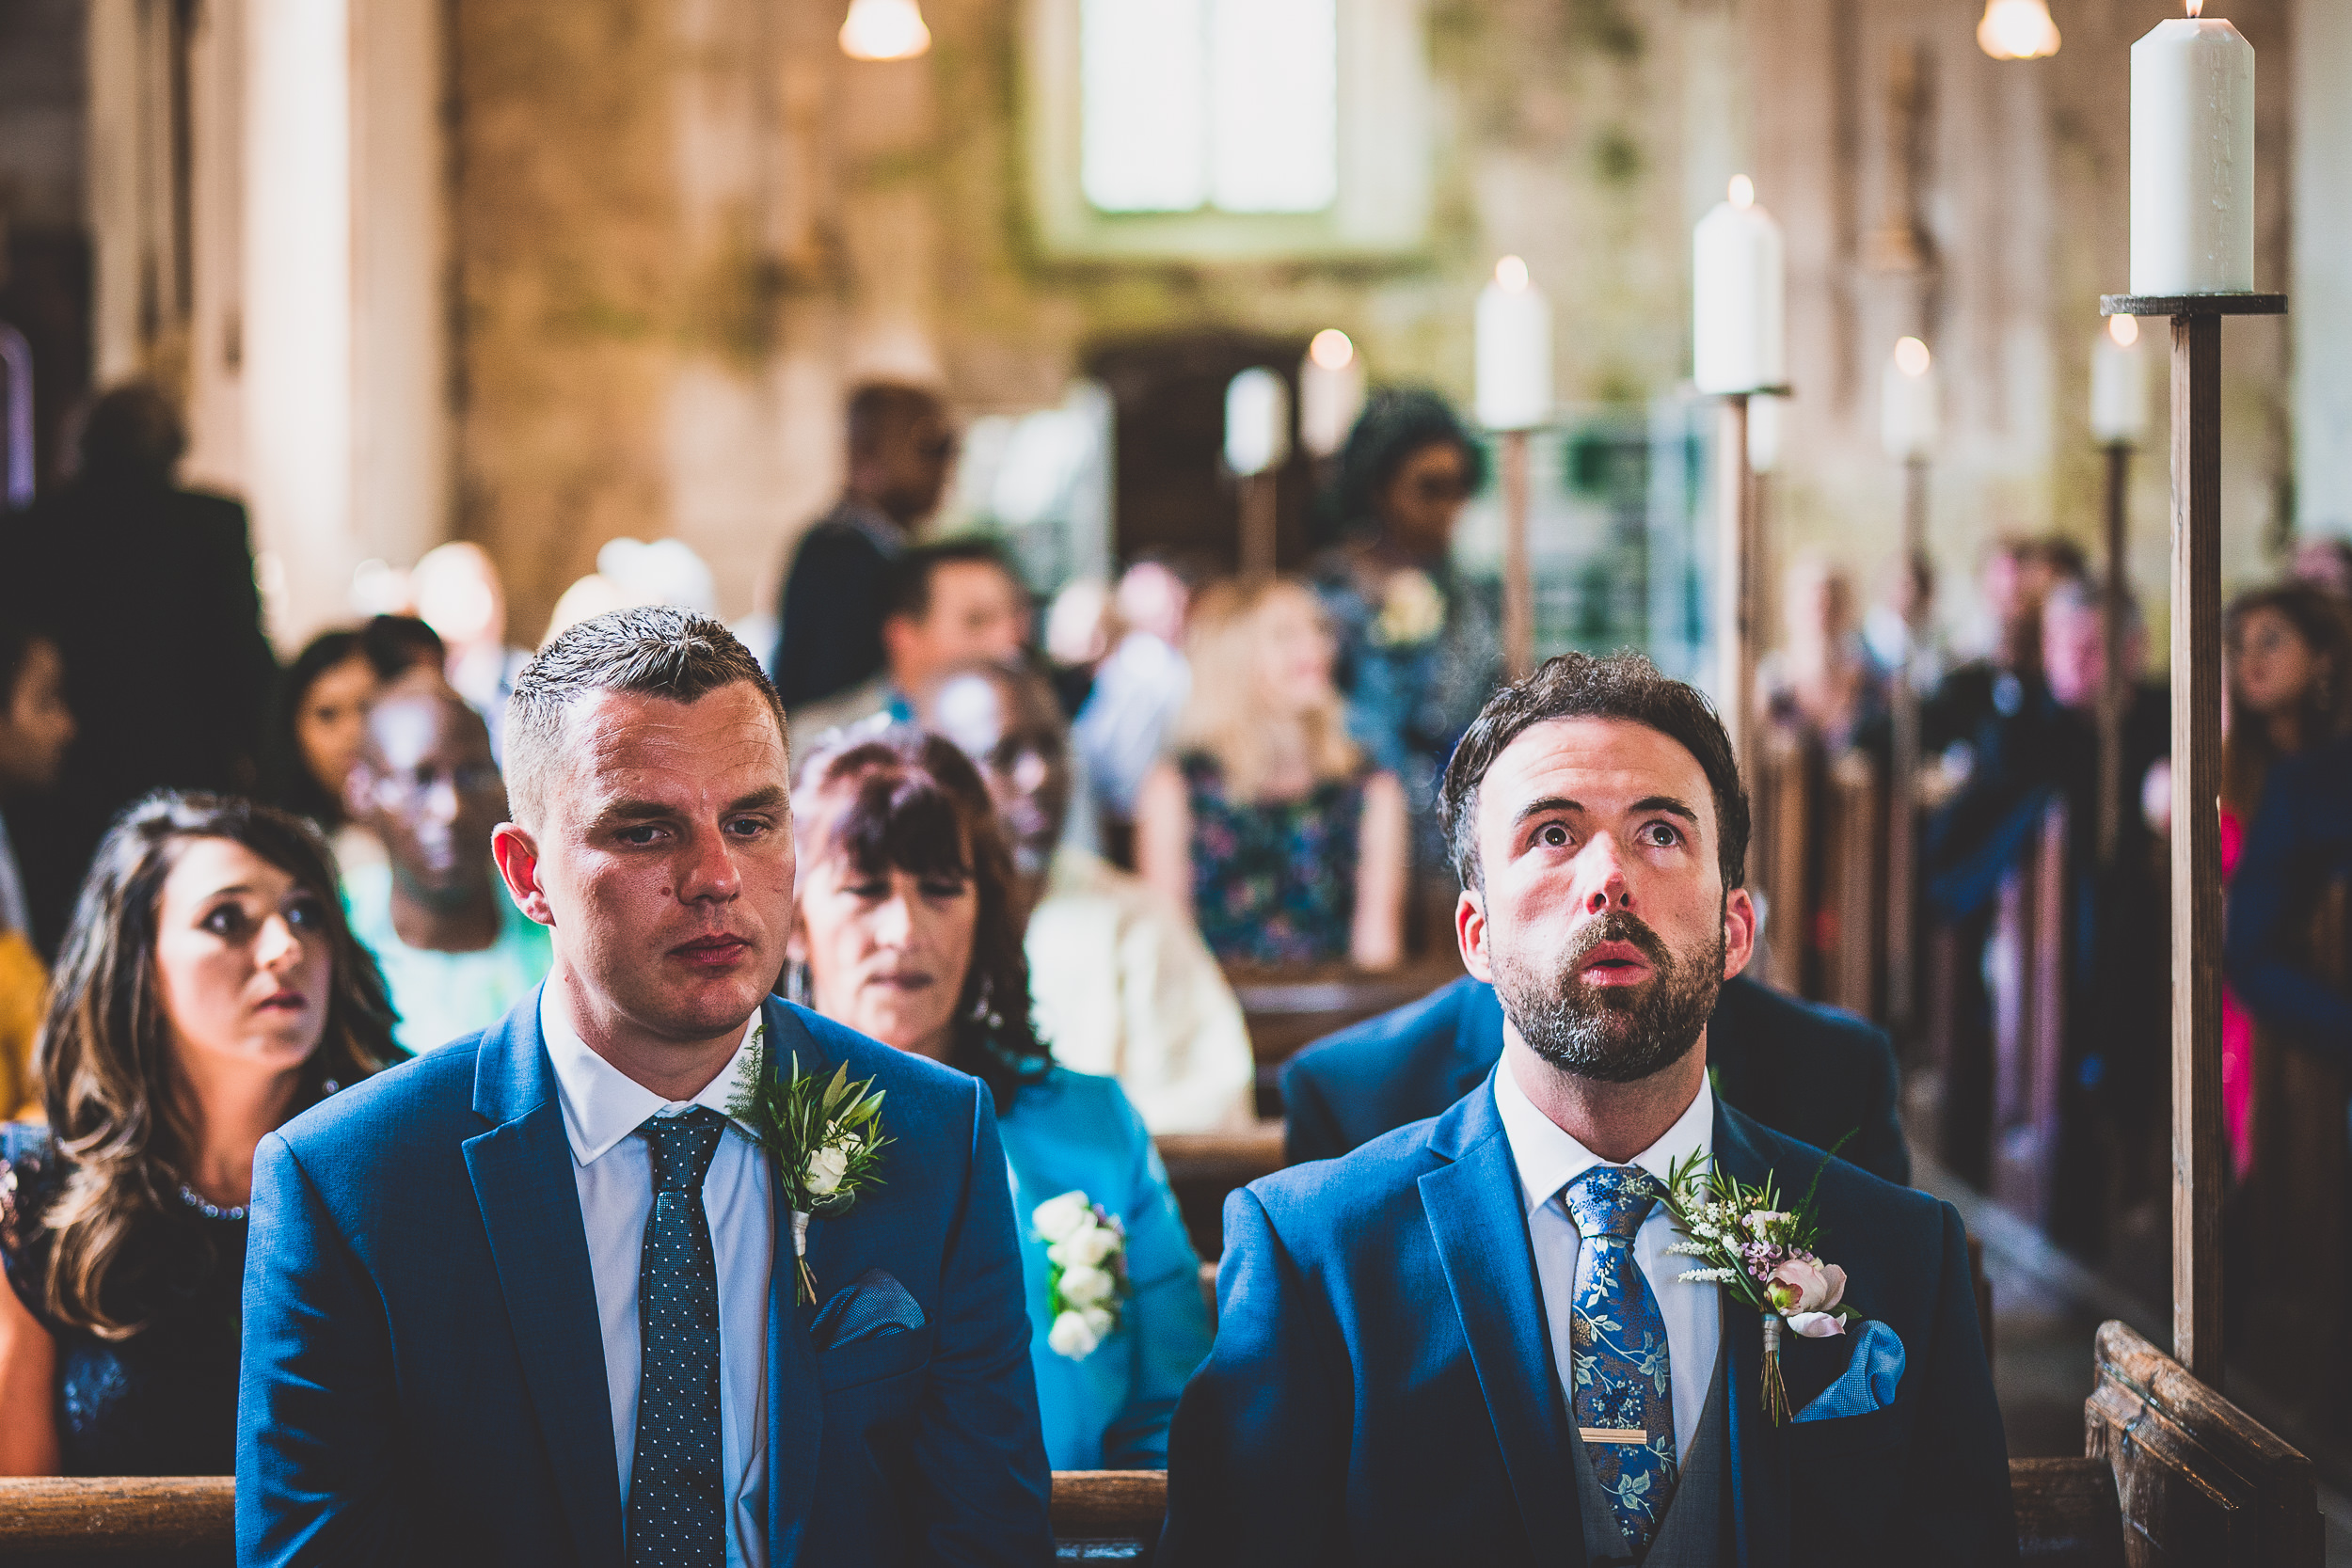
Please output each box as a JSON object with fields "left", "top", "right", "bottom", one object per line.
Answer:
{"left": 920, "top": 660, "right": 1254, "bottom": 1132}
{"left": 789, "top": 728, "right": 1211, "bottom": 1468}
{"left": 1310, "top": 388, "right": 1495, "bottom": 857}
{"left": 359, "top": 615, "right": 445, "bottom": 683}
{"left": 0, "top": 794, "right": 399, "bottom": 1475}
{"left": 340, "top": 673, "right": 550, "bottom": 1053}
{"left": 0, "top": 384, "right": 279, "bottom": 952}
{"left": 263, "top": 631, "right": 380, "bottom": 834}
{"left": 0, "top": 621, "right": 74, "bottom": 1116}
{"left": 2217, "top": 585, "right": 2352, "bottom": 1171}
{"left": 770, "top": 383, "right": 956, "bottom": 710}
{"left": 1924, "top": 535, "right": 2085, "bottom": 754}
{"left": 1862, "top": 550, "right": 1945, "bottom": 695}
{"left": 411, "top": 543, "right": 531, "bottom": 759}
{"left": 1073, "top": 561, "right": 1195, "bottom": 852}
{"left": 2291, "top": 536, "right": 2352, "bottom": 600}
{"left": 1756, "top": 554, "right": 1885, "bottom": 754}
{"left": 1136, "top": 578, "right": 1407, "bottom": 971}
{"left": 788, "top": 538, "right": 1032, "bottom": 744}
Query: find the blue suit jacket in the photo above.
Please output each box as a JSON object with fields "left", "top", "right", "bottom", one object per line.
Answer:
{"left": 1163, "top": 1079, "right": 2014, "bottom": 1568}
{"left": 1281, "top": 974, "right": 1911, "bottom": 1186}
{"left": 235, "top": 993, "right": 1052, "bottom": 1567}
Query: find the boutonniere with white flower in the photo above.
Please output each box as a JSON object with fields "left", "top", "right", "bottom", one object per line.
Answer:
{"left": 727, "top": 1024, "right": 891, "bottom": 1305}
{"left": 1032, "top": 1190, "right": 1129, "bottom": 1360}
{"left": 1659, "top": 1148, "right": 1861, "bottom": 1424}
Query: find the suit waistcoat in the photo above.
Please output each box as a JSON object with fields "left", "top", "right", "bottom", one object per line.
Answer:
{"left": 1566, "top": 1338, "right": 1730, "bottom": 1567}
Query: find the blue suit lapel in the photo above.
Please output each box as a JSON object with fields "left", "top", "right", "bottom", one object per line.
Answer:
{"left": 1712, "top": 1100, "right": 1791, "bottom": 1568}
{"left": 761, "top": 1001, "right": 833, "bottom": 1564}
{"left": 461, "top": 991, "right": 625, "bottom": 1568}
{"left": 1418, "top": 1074, "right": 1583, "bottom": 1557}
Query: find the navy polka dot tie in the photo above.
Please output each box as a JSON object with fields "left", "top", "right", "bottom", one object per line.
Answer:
{"left": 628, "top": 1107, "right": 729, "bottom": 1567}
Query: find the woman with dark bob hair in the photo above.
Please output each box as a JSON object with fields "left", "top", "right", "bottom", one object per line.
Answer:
{"left": 788, "top": 727, "right": 1211, "bottom": 1469}
{"left": 0, "top": 793, "right": 402, "bottom": 1474}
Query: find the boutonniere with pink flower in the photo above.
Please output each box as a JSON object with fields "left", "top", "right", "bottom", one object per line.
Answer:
{"left": 1032, "top": 1190, "right": 1129, "bottom": 1360}
{"left": 1659, "top": 1149, "right": 1862, "bottom": 1424}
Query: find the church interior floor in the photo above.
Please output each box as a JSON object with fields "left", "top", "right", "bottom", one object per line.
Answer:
{"left": 1915, "top": 1158, "right": 2352, "bottom": 1564}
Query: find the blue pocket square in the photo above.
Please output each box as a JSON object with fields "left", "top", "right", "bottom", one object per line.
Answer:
{"left": 1792, "top": 1321, "right": 1905, "bottom": 1422}
{"left": 812, "top": 1268, "right": 927, "bottom": 1351}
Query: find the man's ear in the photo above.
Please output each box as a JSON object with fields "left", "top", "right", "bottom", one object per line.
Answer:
{"left": 1457, "top": 885, "right": 1493, "bottom": 983}
{"left": 491, "top": 822, "right": 552, "bottom": 927}
{"left": 1721, "top": 885, "right": 1757, "bottom": 980}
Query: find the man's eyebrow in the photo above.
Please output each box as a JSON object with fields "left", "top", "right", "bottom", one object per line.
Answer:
{"left": 590, "top": 798, "right": 681, "bottom": 826}
{"left": 724, "top": 784, "right": 790, "bottom": 815}
{"left": 1630, "top": 794, "right": 1702, "bottom": 825}
{"left": 1511, "top": 795, "right": 1582, "bottom": 827}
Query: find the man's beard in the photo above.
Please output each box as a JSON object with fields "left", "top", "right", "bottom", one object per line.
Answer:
{"left": 1490, "top": 909, "right": 1724, "bottom": 1085}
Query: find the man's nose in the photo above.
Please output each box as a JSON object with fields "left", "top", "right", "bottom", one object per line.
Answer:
{"left": 1578, "top": 833, "right": 1632, "bottom": 915}
{"left": 676, "top": 830, "right": 742, "bottom": 903}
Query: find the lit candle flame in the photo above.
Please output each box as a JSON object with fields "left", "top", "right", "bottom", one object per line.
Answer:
{"left": 2186, "top": 0, "right": 2202, "bottom": 15}
{"left": 2107, "top": 315, "right": 2139, "bottom": 348}
{"left": 1496, "top": 256, "right": 1530, "bottom": 292}
{"left": 1309, "top": 328, "right": 1355, "bottom": 371}
{"left": 1895, "top": 337, "right": 1932, "bottom": 377}
{"left": 1728, "top": 175, "right": 1755, "bottom": 209}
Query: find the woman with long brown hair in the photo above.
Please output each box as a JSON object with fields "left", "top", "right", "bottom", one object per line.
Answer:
{"left": 0, "top": 793, "right": 401, "bottom": 1474}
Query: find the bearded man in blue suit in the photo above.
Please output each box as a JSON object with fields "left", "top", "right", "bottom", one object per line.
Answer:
{"left": 1162, "top": 652, "right": 2014, "bottom": 1567}
{"left": 237, "top": 608, "right": 1051, "bottom": 1567}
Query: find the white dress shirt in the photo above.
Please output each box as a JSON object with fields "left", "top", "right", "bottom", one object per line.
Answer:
{"left": 541, "top": 990, "right": 775, "bottom": 1568}
{"left": 1493, "top": 1052, "right": 1719, "bottom": 1460}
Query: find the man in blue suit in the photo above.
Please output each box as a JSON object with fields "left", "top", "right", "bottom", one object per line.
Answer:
{"left": 1164, "top": 652, "right": 2013, "bottom": 1567}
{"left": 238, "top": 608, "right": 1051, "bottom": 1567}
{"left": 1281, "top": 974, "right": 1910, "bottom": 1185}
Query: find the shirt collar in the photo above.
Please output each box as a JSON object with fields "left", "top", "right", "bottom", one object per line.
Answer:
{"left": 1491, "top": 1044, "right": 1715, "bottom": 1216}
{"left": 539, "top": 987, "right": 763, "bottom": 1166}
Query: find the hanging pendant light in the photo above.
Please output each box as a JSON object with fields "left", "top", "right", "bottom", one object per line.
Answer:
{"left": 1978, "top": 0, "right": 2060, "bottom": 60}
{"left": 840, "top": 0, "right": 930, "bottom": 61}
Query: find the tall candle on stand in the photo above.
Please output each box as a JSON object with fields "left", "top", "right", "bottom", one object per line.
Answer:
{"left": 2131, "top": 4, "right": 2254, "bottom": 294}
{"left": 1881, "top": 337, "right": 1941, "bottom": 461}
{"left": 1476, "top": 257, "right": 1549, "bottom": 677}
{"left": 2091, "top": 314, "right": 2149, "bottom": 445}
{"left": 1225, "top": 367, "right": 1289, "bottom": 577}
{"left": 1692, "top": 176, "right": 1787, "bottom": 396}
{"left": 1299, "top": 329, "right": 1366, "bottom": 460}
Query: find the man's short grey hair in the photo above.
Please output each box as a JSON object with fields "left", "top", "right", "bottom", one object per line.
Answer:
{"left": 503, "top": 606, "right": 786, "bottom": 828}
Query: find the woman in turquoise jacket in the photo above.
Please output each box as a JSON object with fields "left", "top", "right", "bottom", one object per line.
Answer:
{"left": 788, "top": 725, "right": 1213, "bottom": 1467}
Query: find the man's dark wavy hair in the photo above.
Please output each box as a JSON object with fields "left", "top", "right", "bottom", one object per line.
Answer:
{"left": 1438, "top": 650, "right": 1750, "bottom": 894}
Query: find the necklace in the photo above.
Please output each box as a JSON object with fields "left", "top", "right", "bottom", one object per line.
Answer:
{"left": 177, "top": 1183, "right": 247, "bottom": 1222}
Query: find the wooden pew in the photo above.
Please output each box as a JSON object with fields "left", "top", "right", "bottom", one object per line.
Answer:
{"left": 0, "top": 1460, "right": 2138, "bottom": 1563}
{"left": 2084, "top": 1319, "right": 2322, "bottom": 1567}
{"left": 1155, "top": 1123, "right": 1285, "bottom": 1260}
{"left": 1225, "top": 957, "right": 1462, "bottom": 1118}
{"left": 1986, "top": 798, "right": 2069, "bottom": 1232}
{"left": 1748, "top": 729, "right": 1886, "bottom": 1016}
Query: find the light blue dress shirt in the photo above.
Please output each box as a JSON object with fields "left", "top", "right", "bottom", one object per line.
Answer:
{"left": 998, "top": 1067, "right": 1213, "bottom": 1469}
{"left": 540, "top": 988, "right": 773, "bottom": 1567}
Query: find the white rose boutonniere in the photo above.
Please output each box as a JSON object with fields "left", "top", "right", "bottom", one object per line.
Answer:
{"left": 1035, "top": 1190, "right": 1129, "bottom": 1360}
{"left": 727, "top": 1025, "right": 891, "bottom": 1305}
{"left": 1370, "top": 567, "right": 1447, "bottom": 648}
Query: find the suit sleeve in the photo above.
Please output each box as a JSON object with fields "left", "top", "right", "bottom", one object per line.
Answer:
{"left": 1852, "top": 1027, "right": 1912, "bottom": 1187}
{"left": 2224, "top": 763, "right": 2352, "bottom": 1053}
{"left": 771, "top": 529, "right": 888, "bottom": 707}
{"left": 1279, "top": 1058, "right": 1345, "bottom": 1167}
{"left": 1899, "top": 1202, "right": 2020, "bottom": 1566}
{"left": 1159, "top": 1188, "right": 1352, "bottom": 1568}
{"left": 911, "top": 1082, "right": 1055, "bottom": 1566}
{"left": 236, "top": 1132, "right": 410, "bottom": 1568}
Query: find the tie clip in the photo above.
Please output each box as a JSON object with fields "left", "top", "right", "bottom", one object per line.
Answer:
{"left": 1579, "top": 1427, "right": 1651, "bottom": 1446}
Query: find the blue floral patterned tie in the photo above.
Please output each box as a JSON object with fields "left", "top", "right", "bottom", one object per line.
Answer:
{"left": 628, "top": 1107, "right": 729, "bottom": 1567}
{"left": 1564, "top": 1164, "right": 1677, "bottom": 1558}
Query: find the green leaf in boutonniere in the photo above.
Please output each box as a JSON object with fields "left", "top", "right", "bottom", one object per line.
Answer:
{"left": 726, "top": 1023, "right": 891, "bottom": 1305}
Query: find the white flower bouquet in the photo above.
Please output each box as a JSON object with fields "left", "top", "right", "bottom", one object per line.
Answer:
{"left": 1033, "top": 1190, "right": 1129, "bottom": 1360}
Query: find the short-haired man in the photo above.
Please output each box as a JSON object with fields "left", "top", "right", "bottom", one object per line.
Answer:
{"left": 240, "top": 608, "right": 1051, "bottom": 1566}
{"left": 1163, "top": 652, "right": 2014, "bottom": 1567}
{"left": 341, "top": 671, "right": 552, "bottom": 1053}
{"left": 770, "top": 383, "right": 957, "bottom": 711}
{"left": 788, "top": 539, "right": 1031, "bottom": 744}
{"left": 918, "top": 658, "right": 1254, "bottom": 1132}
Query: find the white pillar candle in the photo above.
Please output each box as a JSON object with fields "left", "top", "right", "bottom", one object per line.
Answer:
{"left": 1692, "top": 176, "right": 1787, "bottom": 396}
{"left": 1224, "top": 367, "right": 1291, "bottom": 476}
{"left": 1881, "top": 337, "right": 1940, "bottom": 461}
{"left": 2090, "top": 315, "right": 2151, "bottom": 445}
{"left": 1475, "top": 256, "right": 1554, "bottom": 431}
{"left": 2131, "top": 10, "right": 2255, "bottom": 295}
{"left": 1299, "top": 328, "right": 1366, "bottom": 458}
{"left": 1747, "top": 393, "right": 1786, "bottom": 475}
